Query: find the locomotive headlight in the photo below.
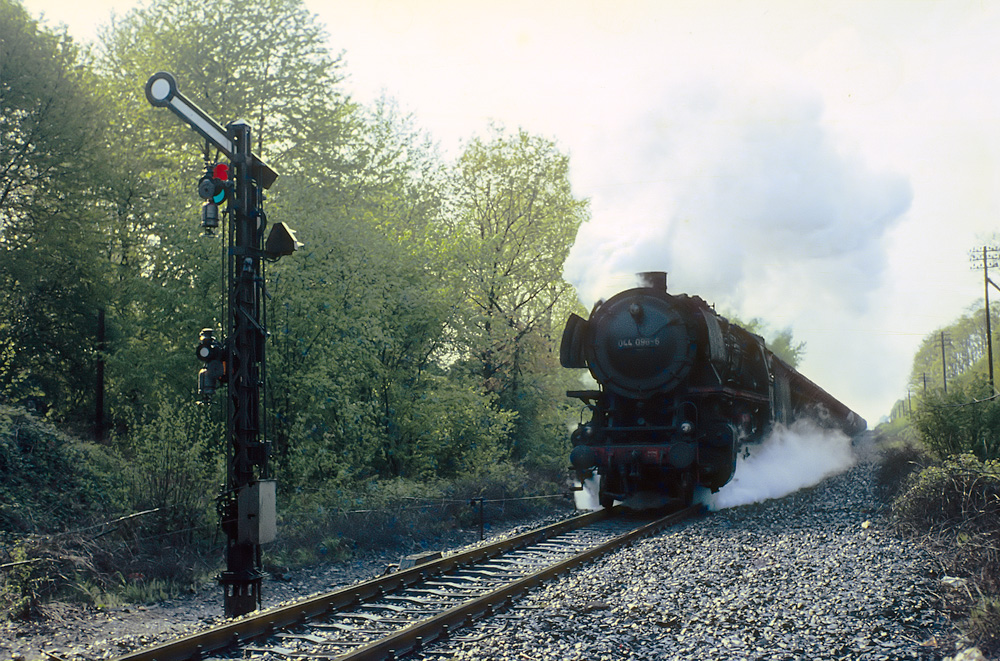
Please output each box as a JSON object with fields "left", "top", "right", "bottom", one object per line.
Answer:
{"left": 680, "top": 421, "right": 694, "bottom": 434}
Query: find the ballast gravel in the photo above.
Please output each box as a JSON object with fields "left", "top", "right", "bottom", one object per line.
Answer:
{"left": 417, "top": 455, "right": 964, "bottom": 660}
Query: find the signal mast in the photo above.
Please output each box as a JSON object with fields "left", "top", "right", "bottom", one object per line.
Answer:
{"left": 145, "top": 72, "right": 299, "bottom": 617}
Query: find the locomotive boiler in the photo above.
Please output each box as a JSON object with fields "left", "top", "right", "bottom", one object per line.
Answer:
{"left": 560, "top": 272, "right": 866, "bottom": 509}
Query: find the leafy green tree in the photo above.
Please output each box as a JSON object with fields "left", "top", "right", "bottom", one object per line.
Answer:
{"left": 723, "top": 315, "right": 806, "bottom": 368}
{"left": 91, "top": 0, "right": 357, "bottom": 431}
{"left": 0, "top": 0, "right": 111, "bottom": 424}
{"left": 906, "top": 304, "right": 1000, "bottom": 462}
{"left": 266, "top": 99, "right": 504, "bottom": 482}
{"left": 94, "top": 0, "right": 355, "bottom": 171}
{"left": 440, "top": 126, "right": 588, "bottom": 461}
{"left": 909, "top": 302, "right": 999, "bottom": 395}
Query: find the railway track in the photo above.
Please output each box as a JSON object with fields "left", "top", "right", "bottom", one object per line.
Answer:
{"left": 111, "top": 505, "right": 700, "bottom": 661}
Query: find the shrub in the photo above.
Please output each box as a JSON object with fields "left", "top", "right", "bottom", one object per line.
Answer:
{"left": 0, "top": 405, "right": 124, "bottom": 533}
{"left": 111, "top": 398, "right": 222, "bottom": 543}
{"left": 912, "top": 377, "right": 1000, "bottom": 461}
{"left": 0, "top": 403, "right": 219, "bottom": 618}
{"left": 893, "top": 454, "right": 1000, "bottom": 535}
{"left": 875, "top": 432, "right": 933, "bottom": 504}
{"left": 892, "top": 454, "right": 1000, "bottom": 653}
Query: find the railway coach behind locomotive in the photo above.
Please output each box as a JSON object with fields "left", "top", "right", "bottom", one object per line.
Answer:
{"left": 561, "top": 272, "right": 866, "bottom": 509}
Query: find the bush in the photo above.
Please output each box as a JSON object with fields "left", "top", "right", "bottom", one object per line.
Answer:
{"left": 912, "top": 377, "right": 1000, "bottom": 461}
{"left": 112, "top": 398, "right": 222, "bottom": 542}
{"left": 893, "top": 454, "right": 1000, "bottom": 534}
{"left": 892, "top": 454, "right": 1000, "bottom": 653}
{"left": 0, "top": 403, "right": 219, "bottom": 619}
{"left": 0, "top": 405, "right": 124, "bottom": 533}
{"left": 0, "top": 403, "right": 571, "bottom": 617}
{"left": 874, "top": 431, "right": 933, "bottom": 504}
{"left": 0, "top": 405, "right": 129, "bottom": 617}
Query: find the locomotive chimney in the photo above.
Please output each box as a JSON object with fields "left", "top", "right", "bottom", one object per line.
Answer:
{"left": 638, "top": 271, "right": 668, "bottom": 291}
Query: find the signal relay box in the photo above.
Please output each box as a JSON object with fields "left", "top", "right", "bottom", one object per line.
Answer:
{"left": 238, "top": 480, "right": 277, "bottom": 544}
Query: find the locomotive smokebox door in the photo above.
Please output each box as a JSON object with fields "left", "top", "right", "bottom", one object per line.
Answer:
{"left": 238, "top": 480, "right": 277, "bottom": 544}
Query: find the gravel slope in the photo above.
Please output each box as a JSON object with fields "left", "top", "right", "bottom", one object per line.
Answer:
{"left": 416, "top": 459, "right": 964, "bottom": 660}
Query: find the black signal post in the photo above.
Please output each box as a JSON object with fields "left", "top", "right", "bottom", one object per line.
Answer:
{"left": 146, "top": 72, "right": 297, "bottom": 617}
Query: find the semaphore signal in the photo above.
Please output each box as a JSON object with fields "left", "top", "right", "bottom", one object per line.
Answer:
{"left": 145, "top": 71, "right": 299, "bottom": 617}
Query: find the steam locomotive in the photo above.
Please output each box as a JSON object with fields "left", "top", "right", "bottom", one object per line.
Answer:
{"left": 561, "top": 272, "right": 866, "bottom": 509}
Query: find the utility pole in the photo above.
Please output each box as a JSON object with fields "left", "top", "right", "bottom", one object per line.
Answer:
{"left": 145, "top": 72, "right": 299, "bottom": 617}
{"left": 970, "top": 246, "right": 1000, "bottom": 393}
{"left": 941, "top": 331, "right": 950, "bottom": 393}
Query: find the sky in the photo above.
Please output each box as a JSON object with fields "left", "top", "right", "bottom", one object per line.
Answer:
{"left": 20, "top": 0, "right": 1000, "bottom": 424}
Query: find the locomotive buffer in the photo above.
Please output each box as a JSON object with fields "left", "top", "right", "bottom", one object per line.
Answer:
{"left": 145, "top": 72, "right": 298, "bottom": 617}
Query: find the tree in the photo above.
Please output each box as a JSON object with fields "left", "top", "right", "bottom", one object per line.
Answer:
{"left": 0, "top": 0, "right": 111, "bottom": 423}
{"left": 441, "top": 126, "right": 588, "bottom": 460}
{"left": 726, "top": 316, "right": 806, "bottom": 368}
{"left": 909, "top": 302, "right": 999, "bottom": 395}
{"left": 265, "top": 99, "right": 511, "bottom": 482}
{"left": 90, "top": 0, "right": 358, "bottom": 430}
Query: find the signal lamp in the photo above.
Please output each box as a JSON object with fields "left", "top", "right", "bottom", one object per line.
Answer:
{"left": 201, "top": 201, "right": 220, "bottom": 234}
{"left": 264, "top": 222, "right": 302, "bottom": 258}
{"left": 196, "top": 328, "right": 223, "bottom": 362}
{"left": 196, "top": 329, "right": 226, "bottom": 402}
{"left": 198, "top": 163, "right": 229, "bottom": 204}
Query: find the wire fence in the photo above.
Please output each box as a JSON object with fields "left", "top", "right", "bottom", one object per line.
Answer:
{"left": 1, "top": 491, "right": 572, "bottom": 555}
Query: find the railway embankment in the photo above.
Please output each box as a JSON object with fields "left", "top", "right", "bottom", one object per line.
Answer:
{"left": 3, "top": 440, "right": 990, "bottom": 660}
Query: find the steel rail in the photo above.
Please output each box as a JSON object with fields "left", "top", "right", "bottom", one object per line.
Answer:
{"left": 110, "top": 508, "right": 613, "bottom": 661}
{"left": 332, "top": 505, "right": 700, "bottom": 660}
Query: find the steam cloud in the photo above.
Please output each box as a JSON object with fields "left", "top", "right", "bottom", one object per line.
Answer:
{"left": 564, "top": 78, "right": 912, "bottom": 321}
{"left": 573, "top": 474, "right": 602, "bottom": 511}
{"left": 700, "top": 419, "right": 857, "bottom": 510}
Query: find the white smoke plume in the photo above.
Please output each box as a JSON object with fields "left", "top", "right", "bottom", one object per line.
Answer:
{"left": 700, "top": 419, "right": 856, "bottom": 511}
{"left": 563, "top": 77, "right": 912, "bottom": 322}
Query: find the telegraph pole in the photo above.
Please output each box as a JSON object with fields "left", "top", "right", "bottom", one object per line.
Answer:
{"left": 941, "top": 331, "right": 949, "bottom": 393}
{"left": 969, "top": 246, "right": 1000, "bottom": 393}
{"left": 145, "top": 72, "right": 298, "bottom": 617}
